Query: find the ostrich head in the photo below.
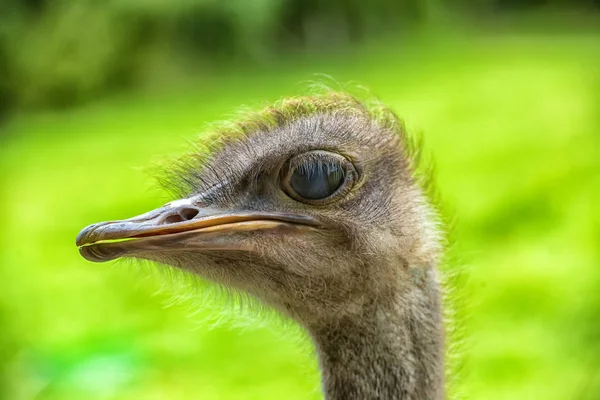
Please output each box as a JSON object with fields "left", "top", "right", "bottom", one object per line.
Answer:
{"left": 76, "top": 91, "right": 442, "bottom": 332}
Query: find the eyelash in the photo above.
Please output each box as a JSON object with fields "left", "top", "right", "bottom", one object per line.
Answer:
{"left": 294, "top": 158, "right": 343, "bottom": 177}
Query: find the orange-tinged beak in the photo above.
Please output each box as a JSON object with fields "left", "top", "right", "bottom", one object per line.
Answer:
{"left": 76, "top": 198, "right": 320, "bottom": 262}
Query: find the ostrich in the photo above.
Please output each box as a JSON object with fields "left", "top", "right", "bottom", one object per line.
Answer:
{"left": 76, "top": 92, "right": 447, "bottom": 399}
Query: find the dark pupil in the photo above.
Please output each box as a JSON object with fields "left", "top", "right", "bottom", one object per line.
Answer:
{"left": 289, "top": 162, "right": 345, "bottom": 200}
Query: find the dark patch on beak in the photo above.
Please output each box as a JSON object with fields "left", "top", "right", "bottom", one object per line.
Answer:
{"left": 76, "top": 200, "right": 320, "bottom": 263}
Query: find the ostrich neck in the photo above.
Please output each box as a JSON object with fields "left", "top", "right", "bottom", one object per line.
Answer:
{"left": 310, "top": 267, "right": 444, "bottom": 400}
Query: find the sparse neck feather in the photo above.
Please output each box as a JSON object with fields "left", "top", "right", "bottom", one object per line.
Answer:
{"left": 309, "top": 266, "right": 445, "bottom": 400}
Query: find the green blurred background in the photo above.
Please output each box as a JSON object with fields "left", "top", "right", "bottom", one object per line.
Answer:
{"left": 1, "top": 1, "right": 599, "bottom": 399}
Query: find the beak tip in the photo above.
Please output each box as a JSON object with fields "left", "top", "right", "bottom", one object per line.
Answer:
{"left": 78, "top": 244, "right": 118, "bottom": 263}
{"left": 76, "top": 224, "right": 95, "bottom": 247}
{"left": 75, "top": 231, "right": 86, "bottom": 247}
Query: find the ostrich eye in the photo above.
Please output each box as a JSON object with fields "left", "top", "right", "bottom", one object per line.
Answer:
{"left": 281, "top": 151, "right": 356, "bottom": 204}
{"left": 289, "top": 162, "right": 345, "bottom": 200}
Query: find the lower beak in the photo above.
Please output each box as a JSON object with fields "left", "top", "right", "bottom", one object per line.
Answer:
{"left": 76, "top": 200, "right": 319, "bottom": 263}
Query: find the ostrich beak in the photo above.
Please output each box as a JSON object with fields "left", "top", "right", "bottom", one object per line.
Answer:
{"left": 76, "top": 197, "right": 320, "bottom": 263}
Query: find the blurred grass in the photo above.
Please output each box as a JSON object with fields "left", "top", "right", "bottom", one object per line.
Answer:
{"left": 1, "top": 27, "right": 599, "bottom": 399}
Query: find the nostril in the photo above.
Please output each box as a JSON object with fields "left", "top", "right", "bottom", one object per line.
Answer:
{"left": 160, "top": 208, "right": 200, "bottom": 224}
{"left": 179, "top": 207, "right": 199, "bottom": 221}
{"left": 164, "top": 214, "right": 184, "bottom": 224}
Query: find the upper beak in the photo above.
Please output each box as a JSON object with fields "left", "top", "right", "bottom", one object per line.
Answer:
{"left": 76, "top": 198, "right": 319, "bottom": 263}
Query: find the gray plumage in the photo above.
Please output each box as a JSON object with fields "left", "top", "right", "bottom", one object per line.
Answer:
{"left": 77, "top": 92, "right": 446, "bottom": 399}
